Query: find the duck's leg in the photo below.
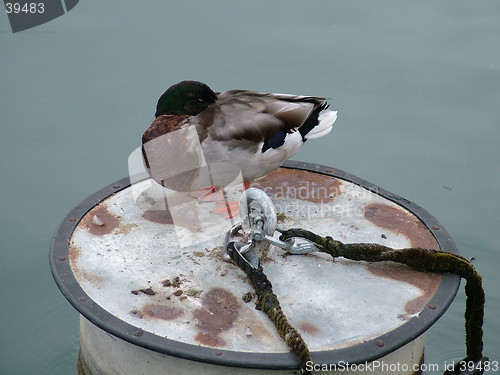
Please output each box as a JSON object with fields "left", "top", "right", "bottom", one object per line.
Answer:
{"left": 211, "top": 181, "right": 251, "bottom": 219}
{"left": 212, "top": 200, "right": 240, "bottom": 218}
{"left": 186, "top": 186, "right": 238, "bottom": 218}
{"left": 187, "top": 186, "right": 225, "bottom": 201}
{"left": 187, "top": 164, "right": 245, "bottom": 202}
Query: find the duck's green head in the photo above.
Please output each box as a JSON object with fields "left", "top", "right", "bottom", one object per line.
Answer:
{"left": 155, "top": 81, "right": 217, "bottom": 117}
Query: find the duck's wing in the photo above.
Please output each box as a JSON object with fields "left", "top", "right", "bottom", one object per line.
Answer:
{"left": 202, "top": 90, "right": 329, "bottom": 144}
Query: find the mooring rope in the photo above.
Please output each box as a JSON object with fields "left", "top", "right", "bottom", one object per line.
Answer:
{"left": 278, "top": 228, "right": 485, "bottom": 364}
{"left": 250, "top": 269, "right": 312, "bottom": 374}
{"left": 228, "top": 227, "right": 486, "bottom": 375}
{"left": 226, "top": 241, "right": 312, "bottom": 374}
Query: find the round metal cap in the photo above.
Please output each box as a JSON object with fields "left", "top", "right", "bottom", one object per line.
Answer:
{"left": 50, "top": 161, "right": 460, "bottom": 370}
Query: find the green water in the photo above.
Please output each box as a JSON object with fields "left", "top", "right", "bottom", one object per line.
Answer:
{"left": 1, "top": 1, "right": 498, "bottom": 374}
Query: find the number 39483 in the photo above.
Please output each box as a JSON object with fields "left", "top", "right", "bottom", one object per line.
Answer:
{"left": 5, "top": 3, "right": 45, "bottom": 14}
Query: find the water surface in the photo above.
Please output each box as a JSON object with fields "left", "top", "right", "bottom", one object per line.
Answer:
{"left": 1, "top": 1, "right": 499, "bottom": 374}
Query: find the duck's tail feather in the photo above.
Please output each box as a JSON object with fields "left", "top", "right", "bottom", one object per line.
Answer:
{"left": 304, "top": 110, "right": 337, "bottom": 140}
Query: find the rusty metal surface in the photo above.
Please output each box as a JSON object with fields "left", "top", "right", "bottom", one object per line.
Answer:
{"left": 67, "top": 166, "right": 444, "bottom": 353}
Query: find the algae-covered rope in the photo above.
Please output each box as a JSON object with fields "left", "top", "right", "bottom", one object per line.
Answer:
{"left": 250, "top": 267, "right": 312, "bottom": 375}
{"left": 226, "top": 241, "right": 312, "bottom": 375}
{"left": 279, "top": 228, "right": 485, "bottom": 363}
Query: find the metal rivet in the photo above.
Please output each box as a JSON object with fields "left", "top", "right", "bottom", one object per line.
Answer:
{"left": 432, "top": 225, "right": 440, "bottom": 230}
{"left": 57, "top": 256, "right": 66, "bottom": 261}
{"left": 375, "top": 339, "right": 384, "bottom": 347}
{"left": 324, "top": 168, "right": 333, "bottom": 173}
{"left": 78, "top": 296, "right": 88, "bottom": 303}
{"left": 214, "top": 350, "right": 223, "bottom": 356}
{"left": 428, "top": 304, "right": 438, "bottom": 310}
{"left": 112, "top": 184, "right": 121, "bottom": 189}
{"left": 134, "top": 330, "right": 144, "bottom": 337}
{"left": 67, "top": 217, "right": 77, "bottom": 222}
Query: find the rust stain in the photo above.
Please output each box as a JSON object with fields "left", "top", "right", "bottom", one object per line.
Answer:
{"left": 299, "top": 322, "right": 321, "bottom": 335}
{"left": 162, "top": 276, "right": 182, "bottom": 288}
{"left": 142, "top": 206, "right": 202, "bottom": 231}
{"left": 80, "top": 205, "right": 120, "bottom": 236}
{"left": 252, "top": 168, "right": 342, "bottom": 203}
{"left": 366, "top": 262, "right": 442, "bottom": 314}
{"left": 131, "top": 287, "right": 156, "bottom": 296}
{"left": 138, "top": 304, "right": 183, "bottom": 320}
{"left": 114, "top": 223, "right": 138, "bottom": 235}
{"left": 187, "top": 254, "right": 201, "bottom": 265}
{"left": 363, "top": 203, "right": 442, "bottom": 314}
{"left": 239, "top": 308, "right": 276, "bottom": 341}
{"left": 193, "top": 288, "right": 240, "bottom": 347}
{"left": 364, "top": 203, "right": 438, "bottom": 249}
{"left": 141, "top": 192, "right": 200, "bottom": 230}
{"left": 68, "top": 243, "right": 104, "bottom": 287}
{"left": 142, "top": 209, "right": 175, "bottom": 225}
{"left": 208, "top": 246, "right": 225, "bottom": 260}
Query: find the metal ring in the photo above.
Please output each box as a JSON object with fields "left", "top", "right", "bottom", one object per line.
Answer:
{"left": 239, "top": 188, "right": 277, "bottom": 236}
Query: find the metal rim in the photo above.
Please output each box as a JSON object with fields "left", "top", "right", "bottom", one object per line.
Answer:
{"left": 50, "top": 161, "right": 460, "bottom": 370}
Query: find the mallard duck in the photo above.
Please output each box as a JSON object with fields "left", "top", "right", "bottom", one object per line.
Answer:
{"left": 142, "top": 80, "right": 337, "bottom": 216}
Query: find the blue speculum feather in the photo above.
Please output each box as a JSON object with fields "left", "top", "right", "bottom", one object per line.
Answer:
{"left": 262, "top": 130, "right": 288, "bottom": 152}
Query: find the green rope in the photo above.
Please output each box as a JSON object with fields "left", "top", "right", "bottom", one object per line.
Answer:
{"left": 226, "top": 241, "right": 312, "bottom": 374}
{"left": 248, "top": 264, "right": 312, "bottom": 375}
{"left": 279, "top": 228, "right": 485, "bottom": 361}
{"left": 257, "top": 290, "right": 312, "bottom": 374}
